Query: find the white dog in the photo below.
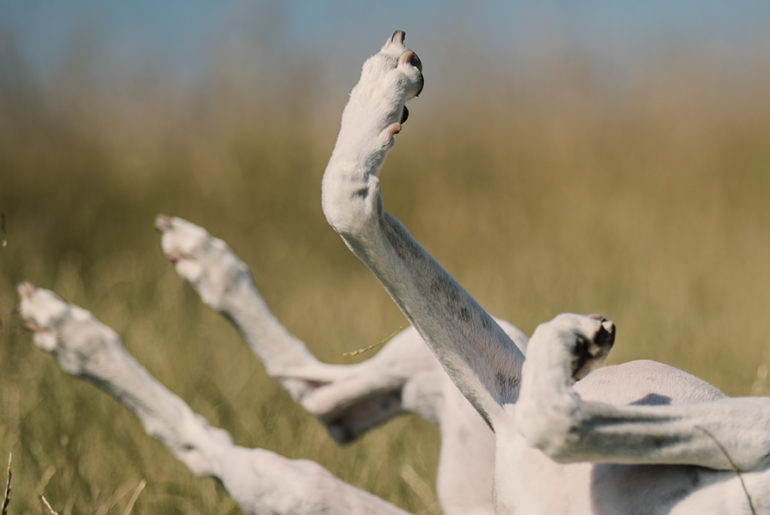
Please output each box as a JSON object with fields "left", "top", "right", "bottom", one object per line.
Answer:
{"left": 19, "top": 31, "right": 770, "bottom": 514}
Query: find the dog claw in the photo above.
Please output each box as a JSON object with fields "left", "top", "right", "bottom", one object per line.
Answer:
{"left": 18, "top": 281, "right": 36, "bottom": 300}
{"left": 389, "top": 30, "right": 406, "bottom": 45}
{"left": 166, "top": 250, "right": 184, "bottom": 263}
{"left": 155, "top": 215, "right": 173, "bottom": 232}
{"left": 399, "top": 50, "right": 422, "bottom": 72}
{"left": 23, "top": 320, "right": 40, "bottom": 332}
{"left": 386, "top": 123, "right": 402, "bottom": 136}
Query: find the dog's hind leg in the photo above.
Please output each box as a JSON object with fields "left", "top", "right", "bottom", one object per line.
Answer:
{"left": 18, "top": 283, "right": 408, "bottom": 515}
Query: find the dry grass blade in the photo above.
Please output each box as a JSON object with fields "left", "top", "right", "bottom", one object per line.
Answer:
{"left": 122, "top": 479, "right": 146, "bottom": 515}
{"left": 34, "top": 466, "right": 56, "bottom": 497}
{"left": 399, "top": 463, "right": 439, "bottom": 515}
{"left": 343, "top": 325, "right": 407, "bottom": 357}
{"left": 2, "top": 453, "right": 11, "bottom": 515}
{"left": 696, "top": 426, "right": 757, "bottom": 515}
{"left": 40, "top": 494, "right": 59, "bottom": 515}
{"left": 751, "top": 364, "right": 769, "bottom": 395}
{"left": 0, "top": 212, "right": 6, "bottom": 247}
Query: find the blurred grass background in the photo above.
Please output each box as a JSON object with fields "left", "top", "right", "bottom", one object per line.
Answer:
{"left": 1, "top": 2, "right": 770, "bottom": 513}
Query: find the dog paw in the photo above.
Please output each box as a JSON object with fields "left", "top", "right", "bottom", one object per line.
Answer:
{"left": 547, "top": 313, "right": 616, "bottom": 381}
{"left": 18, "top": 283, "right": 120, "bottom": 374}
{"left": 155, "top": 215, "right": 250, "bottom": 311}
{"left": 341, "top": 30, "right": 424, "bottom": 149}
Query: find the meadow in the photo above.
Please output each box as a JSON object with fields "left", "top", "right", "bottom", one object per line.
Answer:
{"left": 1, "top": 32, "right": 770, "bottom": 513}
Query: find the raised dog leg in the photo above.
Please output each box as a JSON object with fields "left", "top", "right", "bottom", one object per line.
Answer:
{"left": 18, "top": 283, "right": 408, "bottom": 515}
{"left": 322, "top": 30, "right": 524, "bottom": 431}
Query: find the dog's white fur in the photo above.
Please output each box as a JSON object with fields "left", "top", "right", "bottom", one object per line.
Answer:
{"left": 321, "top": 31, "right": 770, "bottom": 513}
{"left": 18, "top": 31, "right": 770, "bottom": 514}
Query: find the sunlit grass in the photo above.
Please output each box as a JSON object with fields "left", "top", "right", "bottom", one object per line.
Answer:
{"left": 1, "top": 38, "right": 770, "bottom": 513}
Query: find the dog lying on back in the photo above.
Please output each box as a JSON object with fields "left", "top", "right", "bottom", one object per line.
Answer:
{"left": 19, "top": 31, "right": 770, "bottom": 514}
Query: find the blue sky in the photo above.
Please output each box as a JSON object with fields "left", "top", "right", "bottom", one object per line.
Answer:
{"left": 1, "top": 1, "right": 768, "bottom": 86}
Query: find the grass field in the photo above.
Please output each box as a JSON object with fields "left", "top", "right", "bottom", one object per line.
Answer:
{"left": 1, "top": 33, "right": 770, "bottom": 513}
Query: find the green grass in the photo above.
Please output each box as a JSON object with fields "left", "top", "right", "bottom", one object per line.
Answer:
{"left": 1, "top": 44, "right": 770, "bottom": 513}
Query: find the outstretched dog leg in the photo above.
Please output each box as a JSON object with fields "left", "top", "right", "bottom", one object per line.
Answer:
{"left": 18, "top": 283, "right": 407, "bottom": 515}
